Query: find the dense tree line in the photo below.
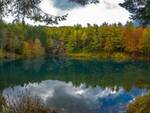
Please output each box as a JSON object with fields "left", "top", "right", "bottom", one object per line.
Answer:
{"left": 0, "top": 21, "right": 150, "bottom": 59}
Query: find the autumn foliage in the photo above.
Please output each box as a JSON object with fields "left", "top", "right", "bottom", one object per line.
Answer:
{"left": 0, "top": 21, "right": 150, "bottom": 59}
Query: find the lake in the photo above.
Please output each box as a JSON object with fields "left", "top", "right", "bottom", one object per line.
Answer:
{"left": 0, "top": 58, "right": 150, "bottom": 113}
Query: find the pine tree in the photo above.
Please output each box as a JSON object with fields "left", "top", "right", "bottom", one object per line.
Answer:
{"left": 110, "top": 26, "right": 123, "bottom": 52}
{"left": 141, "top": 29, "right": 150, "bottom": 56}
{"left": 120, "top": 0, "right": 150, "bottom": 26}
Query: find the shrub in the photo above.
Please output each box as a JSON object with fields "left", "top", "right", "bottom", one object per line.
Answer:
{"left": 0, "top": 94, "right": 6, "bottom": 112}
{"left": 0, "top": 93, "right": 59, "bottom": 113}
{"left": 112, "top": 52, "right": 130, "bottom": 62}
{"left": 126, "top": 93, "right": 150, "bottom": 113}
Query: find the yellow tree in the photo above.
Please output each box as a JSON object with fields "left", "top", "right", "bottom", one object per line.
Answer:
{"left": 141, "top": 29, "right": 150, "bottom": 56}
{"left": 33, "top": 38, "right": 45, "bottom": 56}
{"left": 22, "top": 41, "right": 32, "bottom": 57}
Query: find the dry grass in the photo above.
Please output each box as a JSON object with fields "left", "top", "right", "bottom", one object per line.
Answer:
{"left": 0, "top": 93, "right": 58, "bottom": 113}
{"left": 126, "top": 93, "right": 150, "bottom": 113}
{"left": 0, "top": 94, "right": 6, "bottom": 111}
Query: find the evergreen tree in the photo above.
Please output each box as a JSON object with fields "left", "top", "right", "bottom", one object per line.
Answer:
{"left": 0, "top": 0, "right": 11, "bottom": 20}
{"left": 142, "top": 29, "right": 150, "bottom": 56}
{"left": 110, "top": 26, "right": 123, "bottom": 52}
{"left": 120, "top": 0, "right": 150, "bottom": 26}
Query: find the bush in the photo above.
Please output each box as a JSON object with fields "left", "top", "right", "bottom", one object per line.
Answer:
{"left": 0, "top": 94, "right": 6, "bottom": 112}
{"left": 33, "top": 38, "right": 45, "bottom": 57}
{"left": 112, "top": 52, "right": 130, "bottom": 62}
{"left": 0, "top": 93, "right": 59, "bottom": 113}
{"left": 126, "top": 93, "right": 150, "bottom": 113}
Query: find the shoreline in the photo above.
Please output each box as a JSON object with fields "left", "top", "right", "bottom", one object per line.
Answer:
{"left": 1, "top": 52, "right": 150, "bottom": 62}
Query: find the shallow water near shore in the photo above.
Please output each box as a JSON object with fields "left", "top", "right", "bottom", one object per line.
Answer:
{"left": 0, "top": 58, "right": 150, "bottom": 113}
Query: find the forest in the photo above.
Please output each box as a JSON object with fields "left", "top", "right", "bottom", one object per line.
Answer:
{"left": 0, "top": 21, "right": 150, "bottom": 60}
{"left": 1, "top": 0, "right": 150, "bottom": 113}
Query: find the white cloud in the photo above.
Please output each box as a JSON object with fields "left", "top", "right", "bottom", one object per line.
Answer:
{"left": 3, "top": 80, "right": 146, "bottom": 113}
{"left": 56, "top": 0, "right": 130, "bottom": 26}
{"left": 4, "top": 0, "right": 130, "bottom": 26}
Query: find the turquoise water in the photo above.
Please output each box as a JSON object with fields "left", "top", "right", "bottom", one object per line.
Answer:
{"left": 0, "top": 58, "right": 150, "bottom": 113}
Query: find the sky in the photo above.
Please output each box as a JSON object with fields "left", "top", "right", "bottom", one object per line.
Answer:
{"left": 5, "top": 0, "right": 130, "bottom": 26}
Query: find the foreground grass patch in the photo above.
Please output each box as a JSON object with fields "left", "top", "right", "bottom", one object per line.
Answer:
{"left": 0, "top": 93, "right": 59, "bottom": 113}
{"left": 126, "top": 93, "right": 150, "bottom": 113}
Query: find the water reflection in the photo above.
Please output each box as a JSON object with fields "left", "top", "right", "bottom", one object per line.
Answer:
{"left": 1, "top": 58, "right": 150, "bottom": 90}
{"left": 1, "top": 58, "right": 150, "bottom": 113}
{"left": 3, "top": 80, "right": 147, "bottom": 113}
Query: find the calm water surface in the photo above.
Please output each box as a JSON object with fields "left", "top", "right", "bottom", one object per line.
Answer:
{"left": 0, "top": 58, "right": 150, "bottom": 113}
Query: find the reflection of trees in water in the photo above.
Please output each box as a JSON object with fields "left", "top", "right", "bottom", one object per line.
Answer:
{"left": 0, "top": 58, "right": 150, "bottom": 91}
{"left": 46, "top": 57, "right": 67, "bottom": 71}
{"left": 23, "top": 58, "right": 45, "bottom": 72}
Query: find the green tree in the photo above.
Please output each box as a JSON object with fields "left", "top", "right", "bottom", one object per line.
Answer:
{"left": 90, "top": 25, "right": 103, "bottom": 52}
{"left": 141, "top": 29, "right": 150, "bottom": 56}
{"left": 81, "top": 32, "right": 89, "bottom": 52}
{"left": 47, "top": 38, "right": 54, "bottom": 49}
{"left": 67, "top": 30, "right": 83, "bottom": 52}
{"left": 0, "top": 0, "right": 10, "bottom": 20}
{"left": 110, "top": 26, "right": 123, "bottom": 52}
{"left": 22, "top": 41, "right": 32, "bottom": 57}
{"left": 3, "top": 28, "right": 21, "bottom": 54}
{"left": 120, "top": 0, "right": 150, "bottom": 26}
{"left": 0, "top": 21, "right": 5, "bottom": 49}
{"left": 8, "top": 0, "right": 67, "bottom": 25}
{"left": 101, "top": 27, "right": 113, "bottom": 53}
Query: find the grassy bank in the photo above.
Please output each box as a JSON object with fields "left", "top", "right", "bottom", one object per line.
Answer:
{"left": 68, "top": 52, "right": 131, "bottom": 62}
{"left": 0, "top": 94, "right": 59, "bottom": 113}
{"left": 1, "top": 51, "right": 150, "bottom": 62}
{"left": 68, "top": 52, "right": 150, "bottom": 62}
{"left": 126, "top": 92, "right": 150, "bottom": 113}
